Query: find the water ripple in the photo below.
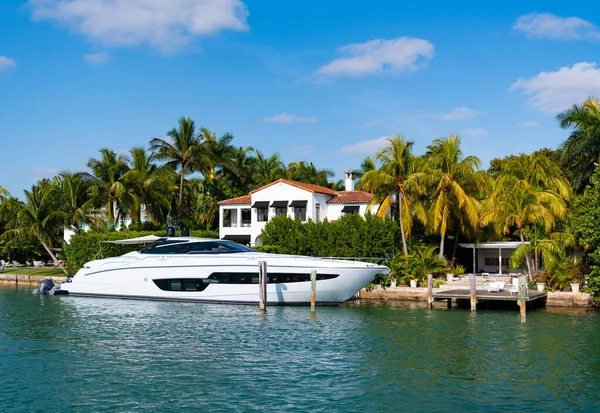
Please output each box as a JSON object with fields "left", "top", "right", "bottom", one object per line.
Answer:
{"left": 1, "top": 287, "right": 599, "bottom": 412}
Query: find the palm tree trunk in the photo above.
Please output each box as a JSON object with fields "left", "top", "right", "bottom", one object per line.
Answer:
{"left": 439, "top": 233, "right": 445, "bottom": 259}
{"left": 398, "top": 195, "right": 408, "bottom": 258}
{"left": 452, "top": 227, "right": 460, "bottom": 260}
{"left": 40, "top": 240, "right": 68, "bottom": 275}
{"left": 519, "top": 228, "right": 533, "bottom": 281}
{"left": 178, "top": 170, "right": 185, "bottom": 220}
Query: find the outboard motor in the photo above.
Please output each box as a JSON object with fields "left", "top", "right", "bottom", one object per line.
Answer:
{"left": 33, "top": 278, "right": 55, "bottom": 295}
{"left": 166, "top": 226, "right": 176, "bottom": 237}
{"left": 181, "top": 226, "right": 190, "bottom": 237}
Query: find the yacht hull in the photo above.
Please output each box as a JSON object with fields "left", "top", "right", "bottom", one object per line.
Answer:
{"left": 60, "top": 254, "right": 388, "bottom": 305}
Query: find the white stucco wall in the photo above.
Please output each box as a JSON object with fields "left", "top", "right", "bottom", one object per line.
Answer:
{"left": 218, "top": 182, "right": 380, "bottom": 246}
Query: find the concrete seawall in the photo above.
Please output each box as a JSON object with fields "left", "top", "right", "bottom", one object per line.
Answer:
{"left": 0, "top": 274, "right": 67, "bottom": 285}
{"left": 359, "top": 285, "right": 592, "bottom": 308}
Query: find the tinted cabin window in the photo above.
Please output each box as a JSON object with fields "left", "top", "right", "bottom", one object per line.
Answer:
{"left": 141, "top": 240, "right": 255, "bottom": 254}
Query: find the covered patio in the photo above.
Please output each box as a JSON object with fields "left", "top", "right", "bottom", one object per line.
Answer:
{"left": 459, "top": 241, "right": 526, "bottom": 275}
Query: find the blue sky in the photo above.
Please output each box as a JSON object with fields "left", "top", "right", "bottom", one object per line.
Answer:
{"left": 2, "top": 0, "right": 600, "bottom": 197}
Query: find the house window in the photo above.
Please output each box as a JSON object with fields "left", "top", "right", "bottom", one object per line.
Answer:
{"left": 294, "top": 207, "right": 306, "bottom": 221}
{"left": 341, "top": 205, "right": 360, "bottom": 215}
{"left": 241, "top": 209, "right": 251, "bottom": 227}
{"left": 257, "top": 208, "right": 268, "bottom": 222}
{"left": 271, "top": 201, "right": 289, "bottom": 217}
{"left": 290, "top": 200, "right": 307, "bottom": 222}
{"left": 223, "top": 209, "right": 233, "bottom": 227}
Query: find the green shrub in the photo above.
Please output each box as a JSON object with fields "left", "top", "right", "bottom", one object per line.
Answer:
{"left": 261, "top": 213, "right": 399, "bottom": 260}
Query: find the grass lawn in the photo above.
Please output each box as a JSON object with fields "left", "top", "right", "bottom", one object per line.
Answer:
{"left": 1, "top": 267, "right": 67, "bottom": 277}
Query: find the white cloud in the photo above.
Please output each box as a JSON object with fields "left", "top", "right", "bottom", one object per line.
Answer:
{"left": 341, "top": 136, "right": 389, "bottom": 154}
{"left": 290, "top": 145, "right": 314, "bottom": 155}
{"left": 27, "top": 0, "right": 249, "bottom": 53}
{"left": 460, "top": 128, "right": 488, "bottom": 137}
{"left": 442, "top": 106, "right": 480, "bottom": 121}
{"left": 519, "top": 120, "right": 539, "bottom": 127}
{"left": 317, "top": 36, "right": 434, "bottom": 78}
{"left": 514, "top": 12, "right": 600, "bottom": 41}
{"left": 0, "top": 56, "right": 16, "bottom": 72}
{"left": 510, "top": 62, "right": 600, "bottom": 113}
{"left": 84, "top": 52, "right": 111, "bottom": 65}
{"left": 263, "top": 113, "right": 316, "bottom": 124}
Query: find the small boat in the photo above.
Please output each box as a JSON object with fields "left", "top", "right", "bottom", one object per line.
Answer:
{"left": 57, "top": 235, "right": 389, "bottom": 305}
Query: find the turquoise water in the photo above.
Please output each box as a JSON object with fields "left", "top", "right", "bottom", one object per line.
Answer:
{"left": 1, "top": 286, "right": 599, "bottom": 412}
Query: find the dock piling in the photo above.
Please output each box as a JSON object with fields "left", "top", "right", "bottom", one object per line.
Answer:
{"left": 470, "top": 274, "right": 476, "bottom": 311}
{"left": 519, "top": 274, "right": 527, "bottom": 322}
{"left": 258, "top": 261, "right": 267, "bottom": 311}
{"left": 310, "top": 270, "right": 316, "bottom": 312}
{"left": 427, "top": 273, "right": 433, "bottom": 310}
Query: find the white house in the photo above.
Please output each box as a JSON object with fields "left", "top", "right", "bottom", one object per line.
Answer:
{"left": 217, "top": 171, "right": 379, "bottom": 246}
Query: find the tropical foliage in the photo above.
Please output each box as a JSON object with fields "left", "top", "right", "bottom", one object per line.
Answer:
{"left": 2, "top": 98, "right": 600, "bottom": 299}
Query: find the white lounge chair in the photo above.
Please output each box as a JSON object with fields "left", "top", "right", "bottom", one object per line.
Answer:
{"left": 487, "top": 281, "right": 505, "bottom": 293}
{"left": 33, "top": 261, "right": 44, "bottom": 268}
{"left": 2, "top": 259, "right": 12, "bottom": 268}
{"left": 11, "top": 261, "right": 25, "bottom": 268}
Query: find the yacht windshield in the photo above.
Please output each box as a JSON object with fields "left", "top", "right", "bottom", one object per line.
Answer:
{"left": 140, "top": 240, "right": 255, "bottom": 255}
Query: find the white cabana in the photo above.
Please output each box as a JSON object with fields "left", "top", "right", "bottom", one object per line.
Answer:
{"left": 459, "top": 241, "right": 527, "bottom": 275}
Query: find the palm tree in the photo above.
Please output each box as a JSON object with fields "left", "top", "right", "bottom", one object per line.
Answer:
{"left": 197, "top": 127, "right": 237, "bottom": 181}
{"left": 481, "top": 152, "right": 571, "bottom": 280}
{"left": 122, "top": 147, "right": 174, "bottom": 224}
{"left": 426, "top": 134, "right": 485, "bottom": 258}
{"left": 226, "top": 146, "right": 256, "bottom": 196}
{"left": 150, "top": 117, "right": 201, "bottom": 219}
{"left": 53, "top": 172, "right": 104, "bottom": 231}
{"left": 286, "top": 161, "right": 334, "bottom": 186}
{"left": 0, "top": 185, "right": 10, "bottom": 203}
{"left": 2, "top": 184, "right": 67, "bottom": 274}
{"left": 557, "top": 97, "right": 600, "bottom": 190}
{"left": 509, "top": 225, "right": 563, "bottom": 279}
{"left": 86, "top": 148, "right": 132, "bottom": 228}
{"left": 411, "top": 244, "right": 448, "bottom": 283}
{"left": 252, "top": 151, "right": 284, "bottom": 187}
{"left": 353, "top": 156, "right": 376, "bottom": 182}
{"left": 359, "top": 135, "right": 426, "bottom": 257}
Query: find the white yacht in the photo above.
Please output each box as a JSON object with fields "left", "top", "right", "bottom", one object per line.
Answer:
{"left": 58, "top": 236, "right": 389, "bottom": 305}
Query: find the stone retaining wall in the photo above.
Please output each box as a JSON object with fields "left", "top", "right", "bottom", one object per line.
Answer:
{"left": 0, "top": 274, "right": 67, "bottom": 284}
{"left": 359, "top": 285, "right": 592, "bottom": 308}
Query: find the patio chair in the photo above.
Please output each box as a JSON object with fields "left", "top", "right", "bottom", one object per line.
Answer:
{"left": 2, "top": 259, "right": 12, "bottom": 268}
{"left": 487, "top": 281, "right": 505, "bottom": 293}
{"left": 33, "top": 261, "right": 44, "bottom": 268}
{"left": 11, "top": 261, "right": 25, "bottom": 268}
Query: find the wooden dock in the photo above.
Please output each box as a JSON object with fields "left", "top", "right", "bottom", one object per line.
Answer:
{"left": 427, "top": 274, "right": 547, "bottom": 322}
{"left": 434, "top": 289, "right": 548, "bottom": 303}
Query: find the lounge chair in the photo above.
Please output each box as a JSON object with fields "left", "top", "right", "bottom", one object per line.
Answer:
{"left": 11, "top": 261, "right": 25, "bottom": 268}
{"left": 487, "top": 281, "right": 505, "bottom": 293}
{"left": 33, "top": 261, "right": 44, "bottom": 268}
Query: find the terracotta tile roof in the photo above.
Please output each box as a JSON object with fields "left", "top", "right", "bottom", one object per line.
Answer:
{"left": 217, "top": 195, "right": 251, "bottom": 205}
{"left": 249, "top": 179, "right": 338, "bottom": 196}
{"left": 327, "top": 191, "right": 374, "bottom": 204}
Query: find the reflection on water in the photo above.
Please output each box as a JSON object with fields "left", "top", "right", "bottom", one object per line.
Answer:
{"left": 1, "top": 286, "right": 599, "bottom": 412}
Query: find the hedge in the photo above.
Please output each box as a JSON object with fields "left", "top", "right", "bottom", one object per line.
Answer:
{"left": 258, "top": 213, "right": 399, "bottom": 260}
{"left": 64, "top": 229, "right": 218, "bottom": 274}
